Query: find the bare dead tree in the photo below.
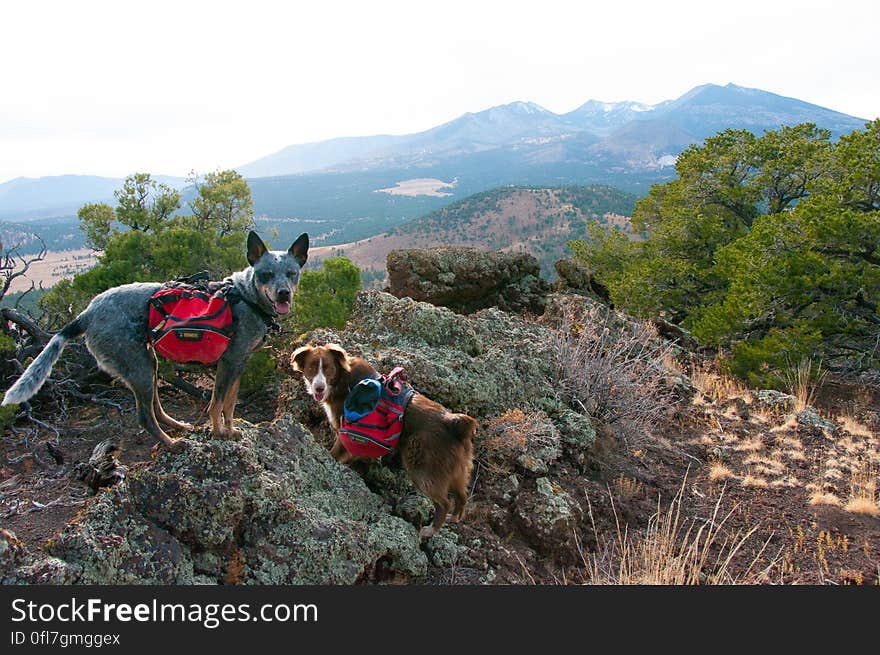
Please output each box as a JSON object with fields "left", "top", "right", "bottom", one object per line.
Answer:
{"left": 1, "top": 235, "right": 47, "bottom": 298}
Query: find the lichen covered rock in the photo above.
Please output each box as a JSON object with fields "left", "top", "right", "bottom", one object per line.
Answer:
{"left": 754, "top": 390, "right": 798, "bottom": 414}
{"left": 514, "top": 477, "right": 582, "bottom": 559}
{"left": 304, "top": 291, "right": 593, "bottom": 442}
{"left": 554, "top": 258, "right": 609, "bottom": 301}
{"left": 387, "top": 247, "right": 549, "bottom": 315}
{"left": 796, "top": 407, "right": 838, "bottom": 437}
{"left": 1, "top": 529, "right": 73, "bottom": 584}
{"left": 2, "top": 418, "right": 427, "bottom": 584}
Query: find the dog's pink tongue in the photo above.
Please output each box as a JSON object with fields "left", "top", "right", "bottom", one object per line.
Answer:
{"left": 274, "top": 301, "right": 291, "bottom": 315}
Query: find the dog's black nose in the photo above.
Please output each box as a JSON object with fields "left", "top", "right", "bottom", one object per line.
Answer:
{"left": 276, "top": 289, "right": 291, "bottom": 302}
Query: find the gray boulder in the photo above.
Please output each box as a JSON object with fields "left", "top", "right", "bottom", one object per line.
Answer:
{"left": 387, "top": 247, "right": 549, "bottom": 315}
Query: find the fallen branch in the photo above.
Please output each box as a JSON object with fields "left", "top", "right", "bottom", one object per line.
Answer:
{"left": 161, "top": 373, "right": 209, "bottom": 401}
{"left": 1, "top": 307, "right": 50, "bottom": 344}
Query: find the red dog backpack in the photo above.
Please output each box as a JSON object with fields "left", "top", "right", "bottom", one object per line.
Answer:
{"left": 339, "top": 368, "right": 416, "bottom": 458}
{"left": 148, "top": 284, "right": 234, "bottom": 364}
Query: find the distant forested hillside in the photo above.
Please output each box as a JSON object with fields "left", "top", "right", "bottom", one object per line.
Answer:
{"left": 311, "top": 185, "right": 636, "bottom": 278}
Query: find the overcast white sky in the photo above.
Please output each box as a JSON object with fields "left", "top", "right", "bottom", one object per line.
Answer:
{"left": 2, "top": 0, "right": 877, "bottom": 183}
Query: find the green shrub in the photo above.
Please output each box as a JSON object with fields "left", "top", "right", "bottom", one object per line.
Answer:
{"left": 0, "top": 403, "right": 18, "bottom": 432}
{"left": 570, "top": 121, "right": 880, "bottom": 381}
{"left": 0, "top": 332, "right": 16, "bottom": 355}
{"left": 290, "top": 257, "right": 362, "bottom": 334}
{"left": 239, "top": 348, "right": 277, "bottom": 394}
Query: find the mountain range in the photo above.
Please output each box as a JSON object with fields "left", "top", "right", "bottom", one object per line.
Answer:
{"left": 238, "top": 83, "right": 867, "bottom": 178}
{"left": 0, "top": 83, "right": 869, "bottom": 244}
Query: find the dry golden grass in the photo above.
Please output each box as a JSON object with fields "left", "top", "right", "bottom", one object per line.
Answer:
{"left": 612, "top": 475, "right": 644, "bottom": 501}
{"left": 750, "top": 410, "right": 770, "bottom": 424}
{"left": 770, "top": 416, "right": 798, "bottom": 433}
{"left": 722, "top": 406, "right": 745, "bottom": 421}
{"left": 735, "top": 436, "right": 764, "bottom": 453}
{"left": 6, "top": 248, "right": 99, "bottom": 294}
{"left": 836, "top": 437, "right": 861, "bottom": 456}
{"left": 783, "top": 449, "right": 806, "bottom": 462}
{"left": 844, "top": 469, "right": 879, "bottom": 516}
{"left": 809, "top": 491, "right": 842, "bottom": 506}
{"left": 824, "top": 456, "right": 841, "bottom": 469}
{"left": 662, "top": 352, "right": 684, "bottom": 375}
{"left": 781, "top": 358, "right": 826, "bottom": 411}
{"left": 479, "top": 408, "right": 531, "bottom": 475}
{"left": 770, "top": 476, "right": 800, "bottom": 489}
{"left": 691, "top": 367, "right": 749, "bottom": 403}
{"left": 743, "top": 454, "right": 784, "bottom": 470}
{"left": 707, "top": 460, "right": 734, "bottom": 482}
{"left": 580, "top": 480, "right": 776, "bottom": 584}
{"left": 843, "top": 498, "right": 880, "bottom": 516}
{"left": 741, "top": 475, "right": 769, "bottom": 488}
{"left": 691, "top": 393, "right": 709, "bottom": 407}
{"left": 840, "top": 415, "right": 873, "bottom": 438}
{"left": 777, "top": 435, "right": 803, "bottom": 450}
{"left": 823, "top": 469, "right": 843, "bottom": 481}
{"left": 478, "top": 408, "right": 556, "bottom": 476}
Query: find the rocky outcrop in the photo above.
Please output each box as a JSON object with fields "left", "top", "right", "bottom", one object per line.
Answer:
{"left": 1, "top": 418, "right": 426, "bottom": 584}
{"left": 299, "top": 290, "right": 595, "bottom": 453}
{"left": 386, "top": 247, "right": 549, "bottom": 315}
{"left": 553, "top": 258, "right": 609, "bottom": 301}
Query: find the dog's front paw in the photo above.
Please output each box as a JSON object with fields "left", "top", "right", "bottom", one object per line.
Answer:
{"left": 152, "top": 438, "right": 188, "bottom": 456}
{"left": 166, "top": 438, "right": 189, "bottom": 453}
{"left": 214, "top": 426, "right": 242, "bottom": 440}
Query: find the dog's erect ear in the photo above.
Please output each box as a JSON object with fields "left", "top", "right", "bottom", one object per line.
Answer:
{"left": 247, "top": 231, "right": 268, "bottom": 266}
{"left": 290, "top": 345, "right": 312, "bottom": 372}
{"left": 326, "top": 343, "right": 351, "bottom": 371}
{"left": 289, "top": 233, "right": 309, "bottom": 268}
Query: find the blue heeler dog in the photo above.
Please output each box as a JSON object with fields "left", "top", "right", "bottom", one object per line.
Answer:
{"left": 2, "top": 231, "right": 308, "bottom": 452}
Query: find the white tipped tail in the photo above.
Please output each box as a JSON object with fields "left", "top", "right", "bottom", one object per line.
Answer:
{"left": 2, "top": 334, "right": 68, "bottom": 405}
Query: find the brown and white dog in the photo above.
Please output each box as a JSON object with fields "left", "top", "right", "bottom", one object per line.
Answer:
{"left": 291, "top": 343, "right": 476, "bottom": 538}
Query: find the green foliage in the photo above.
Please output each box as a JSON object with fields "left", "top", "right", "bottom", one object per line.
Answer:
{"left": 725, "top": 325, "right": 824, "bottom": 388}
{"left": 0, "top": 332, "right": 17, "bottom": 355}
{"left": 0, "top": 403, "right": 18, "bottom": 431}
{"left": 114, "top": 173, "right": 181, "bottom": 232}
{"left": 78, "top": 203, "right": 115, "bottom": 250}
{"left": 41, "top": 229, "right": 247, "bottom": 316}
{"left": 290, "top": 257, "right": 362, "bottom": 334}
{"left": 567, "top": 221, "right": 634, "bottom": 285}
{"left": 572, "top": 121, "right": 880, "bottom": 381}
{"left": 239, "top": 348, "right": 277, "bottom": 394}
{"left": 0, "top": 323, "right": 20, "bottom": 430}
{"left": 186, "top": 169, "right": 255, "bottom": 236}
{"left": 42, "top": 172, "right": 253, "bottom": 317}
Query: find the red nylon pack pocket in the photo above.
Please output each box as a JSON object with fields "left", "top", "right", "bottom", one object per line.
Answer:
{"left": 148, "top": 288, "right": 234, "bottom": 364}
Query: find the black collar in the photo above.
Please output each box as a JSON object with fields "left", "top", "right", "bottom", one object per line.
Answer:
{"left": 224, "top": 286, "right": 281, "bottom": 332}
